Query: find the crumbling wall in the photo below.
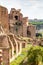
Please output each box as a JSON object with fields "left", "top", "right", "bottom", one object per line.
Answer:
{"left": 0, "top": 6, "right": 9, "bottom": 33}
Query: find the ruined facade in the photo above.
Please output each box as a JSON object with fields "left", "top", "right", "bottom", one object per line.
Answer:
{"left": 9, "top": 8, "right": 36, "bottom": 38}
{"left": 0, "top": 6, "right": 36, "bottom": 65}
{"left": 0, "top": 6, "right": 36, "bottom": 38}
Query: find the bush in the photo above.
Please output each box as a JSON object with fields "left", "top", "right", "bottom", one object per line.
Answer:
{"left": 36, "top": 33, "right": 42, "bottom": 37}
{"left": 27, "top": 46, "right": 43, "bottom": 65}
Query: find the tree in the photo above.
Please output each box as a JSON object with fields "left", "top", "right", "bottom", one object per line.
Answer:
{"left": 27, "top": 46, "right": 43, "bottom": 65}
{"left": 36, "top": 33, "right": 42, "bottom": 37}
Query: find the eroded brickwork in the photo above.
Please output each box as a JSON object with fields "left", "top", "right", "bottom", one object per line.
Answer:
{"left": 0, "top": 6, "right": 9, "bottom": 33}
{"left": 9, "top": 8, "right": 36, "bottom": 38}
{"left": 0, "top": 6, "right": 36, "bottom": 38}
{"left": 0, "top": 6, "right": 36, "bottom": 64}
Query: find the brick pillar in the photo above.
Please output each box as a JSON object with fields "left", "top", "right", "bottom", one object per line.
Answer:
{"left": 2, "top": 48, "right": 10, "bottom": 65}
{"left": 11, "top": 45, "right": 14, "bottom": 57}
{"left": 8, "top": 36, "right": 14, "bottom": 58}
{"left": 22, "top": 17, "right": 28, "bottom": 37}
{"left": 23, "top": 24, "right": 27, "bottom": 37}
{"left": 19, "top": 43, "right": 22, "bottom": 53}
{"left": 0, "top": 49, "right": 2, "bottom": 65}
{"left": 16, "top": 44, "right": 18, "bottom": 56}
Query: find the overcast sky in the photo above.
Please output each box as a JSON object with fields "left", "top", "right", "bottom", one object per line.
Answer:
{"left": 0, "top": 0, "right": 43, "bottom": 19}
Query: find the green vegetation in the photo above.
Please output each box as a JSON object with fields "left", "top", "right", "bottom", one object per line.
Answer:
{"left": 10, "top": 44, "right": 43, "bottom": 65}
{"left": 10, "top": 44, "right": 32, "bottom": 65}
{"left": 10, "top": 51, "right": 26, "bottom": 65}
{"left": 36, "top": 33, "right": 42, "bottom": 37}
{"left": 29, "top": 21, "right": 43, "bottom": 25}
{"left": 27, "top": 46, "right": 43, "bottom": 65}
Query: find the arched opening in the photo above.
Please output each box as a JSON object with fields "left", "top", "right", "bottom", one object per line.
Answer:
{"left": 27, "top": 30, "right": 31, "bottom": 37}
{"left": 18, "top": 43, "right": 20, "bottom": 52}
{"left": 8, "top": 35, "right": 17, "bottom": 55}
{"left": 15, "top": 16, "right": 18, "bottom": 20}
{"left": 22, "top": 43, "right": 25, "bottom": 48}
{"left": 14, "top": 44, "right": 16, "bottom": 54}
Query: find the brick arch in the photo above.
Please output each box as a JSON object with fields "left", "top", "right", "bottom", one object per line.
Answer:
{"left": 8, "top": 34, "right": 18, "bottom": 57}
{"left": 15, "top": 16, "right": 18, "bottom": 20}
{"left": 27, "top": 30, "right": 31, "bottom": 37}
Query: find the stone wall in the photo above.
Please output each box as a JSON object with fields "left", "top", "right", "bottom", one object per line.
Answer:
{"left": 0, "top": 48, "right": 10, "bottom": 65}
{"left": 0, "top": 6, "right": 9, "bottom": 33}
{"left": 22, "top": 17, "right": 28, "bottom": 37}
{"left": 27, "top": 25, "right": 36, "bottom": 38}
{"left": 9, "top": 8, "right": 36, "bottom": 38}
{"left": 2, "top": 48, "right": 10, "bottom": 65}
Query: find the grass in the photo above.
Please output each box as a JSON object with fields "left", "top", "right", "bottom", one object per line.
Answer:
{"left": 10, "top": 44, "right": 32, "bottom": 65}
{"left": 10, "top": 44, "right": 43, "bottom": 65}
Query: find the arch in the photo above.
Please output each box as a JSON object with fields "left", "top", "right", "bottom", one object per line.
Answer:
{"left": 15, "top": 16, "right": 18, "bottom": 20}
{"left": 8, "top": 34, "right": 18, "bottom": 56}
{"left": 18, "top": 42, "right": 20, "bottom": 52}
{"left": 27, "top": 30, "right": 31, "bottom": 37}
{"left": 7, "top": 36, "right": 14, "bottom": 58}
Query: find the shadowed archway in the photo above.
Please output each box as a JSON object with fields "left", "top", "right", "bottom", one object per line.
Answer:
{"left": 15, "top": 16, "right": 18, "bottom": 20}
{"left": 27, "top": 30, "right": 31, "bottom": 37}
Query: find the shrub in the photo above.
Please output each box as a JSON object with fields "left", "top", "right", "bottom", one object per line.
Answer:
{"left": 36, "top": 33, "right": 42, "bottom": 37}
{"left": 27, "top": 46, "right": 43, "bottom": 65}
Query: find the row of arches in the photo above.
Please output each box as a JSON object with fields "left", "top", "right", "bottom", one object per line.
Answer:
{"left": 7, "top": 34, "right": 22, "bottom": 60}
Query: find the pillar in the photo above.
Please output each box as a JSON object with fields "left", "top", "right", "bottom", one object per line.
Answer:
{"left": 16, "top": 44, "right": 18, "bottom": 56}
{"left": 19, "top": 43, "right": 22, "bottom": 53}
{"left": 0, "top": 49, "right": 2, "bottom": 65}
{"left": 2, "top": 48, "right": 10, "bottom": 65}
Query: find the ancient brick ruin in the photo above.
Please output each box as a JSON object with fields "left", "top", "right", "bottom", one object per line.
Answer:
{"left": 9, "top": 8, "right": 36, "bottom": 37}
{"left": 0, "top": 6, "right": 36, "bottom": 65}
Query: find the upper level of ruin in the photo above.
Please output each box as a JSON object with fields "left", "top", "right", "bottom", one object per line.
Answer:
{"left": 9, "top": 8, "right": 28, "bottom": 24}
{"left": 9, "top": 8, "right": 23, "bottom": 21}
{"left": 0, "top": 6, "right": 36, "bottom": 38}
{"left": 0, "top": 6, "right": 29, "bottom": 29}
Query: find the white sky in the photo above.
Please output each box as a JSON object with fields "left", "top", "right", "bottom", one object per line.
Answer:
{"left": 0, "top": 0, "right": 43, "bottom": 19}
